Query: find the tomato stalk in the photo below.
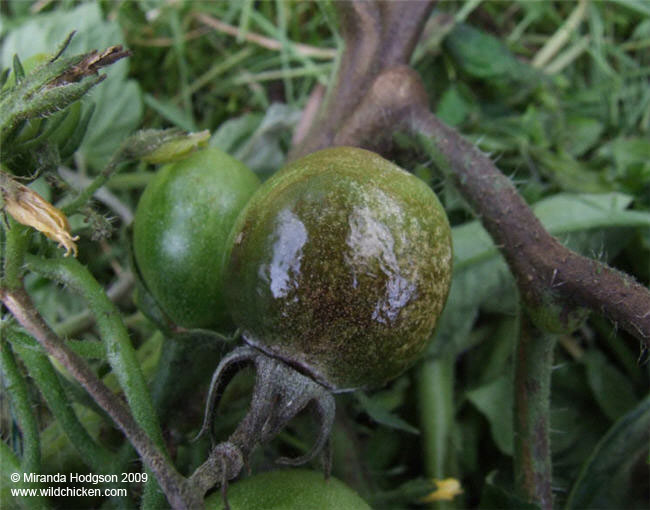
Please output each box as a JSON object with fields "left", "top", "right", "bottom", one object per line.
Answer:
{"left": 189, "top": 346, "right": 335, "bottom": 506}
{"left": 8, "top": 330, "right": 131, "bottom": 507}
{"left": 0, "top": 287, "right": 199, "bottom": 509}
{"left": 513, "top": 317, "right": 558, "bottom": 510}
{"left": 21, "top": 254, "right": 172, "bottom": 506}
{"left": 1, "top": 218, "right": 29, "bottom": 289}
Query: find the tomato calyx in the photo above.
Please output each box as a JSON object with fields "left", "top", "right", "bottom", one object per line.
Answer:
{"left": 197, "top": 345, "right": 336, "bottom": 505}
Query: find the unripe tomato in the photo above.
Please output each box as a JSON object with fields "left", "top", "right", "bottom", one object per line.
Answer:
{"left": 133, "top": 147, "right": 260, "bottom": 329}
{"left": 224, "top": 147, "right": 453, "bottom": 391}
{"left": 205, "top": 469, "right": 371, "bottom": 510}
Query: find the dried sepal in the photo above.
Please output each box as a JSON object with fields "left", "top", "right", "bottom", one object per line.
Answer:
{"left": 1, "top": 171, "right": 79, "bottom": 256}
{"left": 48, "top": 45, "right": 132, "bottom": 87}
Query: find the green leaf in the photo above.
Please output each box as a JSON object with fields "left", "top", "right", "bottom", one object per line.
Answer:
{"left": 534, "top": 149, "right": 607, "bottom": 193}
{"left": 232, "top": 103, "right": 301, "bottom": 176}
{"left": 566, "top": 394, "right": 650, "bottom": 509}
{"left": 582, "top": 350, "right": 638, "bottom": 422}
{"left": 454, "top": 192, "right": 650, "bottom": 272}
{"left": 444, "top": 23, "right": 534, "bottom": 82}
{"left": 210, "top": 103, "right": 300, "bottom": 178}
{"left": 355, "top": 392, "right": 420, "bottom": 435}
{"left": 0, "top": 2, "right": 143, "bottom": 171}
{"left": 436, "top": 86, "right": 470, "bottom": 126}
{"left": 550, "top": 363, "right": 608, "bottom": 471}
{"left": 563, "top": 116, "right": 604, "bottom": 157}
{"left": 210, "top": 112, "right": 263, "bottom": 154}
{"left": 466, "top": 374, "right": 514, "bottom": 455}
{"left": 597, "top": 137, "right": 650, "bottom": 183}
{"left": 82, "top": 79, "right": 142, "bottom": 170}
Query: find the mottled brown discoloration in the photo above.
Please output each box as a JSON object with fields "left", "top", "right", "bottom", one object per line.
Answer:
{"left": 225, "top": 147, "right": 452, "bottom": 391}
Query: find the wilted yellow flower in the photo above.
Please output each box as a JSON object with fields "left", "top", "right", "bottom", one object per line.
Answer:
{"left": 2, "top": 177, "right": 79, "bottom": 257}
{"left": 420, "top": 478, "right": 463, "bottom": 502}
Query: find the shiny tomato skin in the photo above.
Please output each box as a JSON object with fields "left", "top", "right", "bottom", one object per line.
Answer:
{"left": 224, "top": 147, "right": 453, "bottom": 390}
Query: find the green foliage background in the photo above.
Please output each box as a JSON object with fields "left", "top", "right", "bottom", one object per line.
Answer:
{"left": 1, "top": 1, "right": 649, "bottom": 509}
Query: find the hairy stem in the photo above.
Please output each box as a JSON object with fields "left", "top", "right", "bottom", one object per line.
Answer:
{"left": 0, "top": 336, "right": 41, "bottom": 474}
{"left": 60, "top": 156, "right": 121, "bottom": 215}
{"left": 0, "top": 287, "right": 199, "bottom": 509}
{"left": 23, "top": 255, "right": 164, "bottom": 447}
{"left": 22, "top": 254, "right": 172, "bottom": 506}
{"left": 410, "top": 113, "right": 650, "bottom": 345}
{"left": 513, "top": 318, "right": 557, "bottom": 510}
{"left": 9, "top": 331, "right": 118, "bottom": 471}
{"left": 10, "top": 330, "right": 134, "bottom": 507}
{"left": 290, "top": 0, "right": 435, "bottom": 159}
{"left": 2, "top": 219, "right": 29, "bottom": 290}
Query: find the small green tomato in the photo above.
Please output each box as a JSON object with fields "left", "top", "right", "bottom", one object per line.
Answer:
{"left": 205, "top": 469, "right": 371, "bottom": 510}
{"left": 133, "top": 147, "right": 260, "bottom": 329}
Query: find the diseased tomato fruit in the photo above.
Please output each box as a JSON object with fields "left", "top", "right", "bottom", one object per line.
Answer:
{"left": 205, "top": 469, "right": 371, "bottom": 510}
{"left": 224, "top": 146, "right": 453, "bottom": 391}
{"left": 133, "top": 147, "right": 260, "bottom": 329}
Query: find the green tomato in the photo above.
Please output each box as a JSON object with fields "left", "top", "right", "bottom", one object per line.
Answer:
{"left": 205, "top": 469, "right": 371, "bottom": 510}
{"left": 224, "top": 146, "right": 453, "bottom": 391}
{"left": 133, "top": 147, "right": 260, "bottom": 329}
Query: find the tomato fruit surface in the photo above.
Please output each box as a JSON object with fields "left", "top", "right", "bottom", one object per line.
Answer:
{"left": 205, "top": 469, "right": 371, "bottom": 510}
{"left": 225, "top": 146, "right": 453, "bottom": 390}
{"left": 134, "top": 147, "right": 259, "bottom": 329}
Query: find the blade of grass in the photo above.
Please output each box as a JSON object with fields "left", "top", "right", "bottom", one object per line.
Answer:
{"left": 275, "top": 0, "right": 293, "bottom": 104}
{"left": 183, "top": 46, "right": 254, "bottom": 98}
{"left": 169, "top": 9, "right": 196, "bottom": 131}
{"left": 195, "top": 13, "right": 336, "bottom": 59}
{"left": 532, "top": 0, "right": 588, "bottom": 69}
{"left": 417, "top": 352, "right": 458, "bottom": 509}
{"left": 544, "top": 36, "right": 590, "bottom": 74}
